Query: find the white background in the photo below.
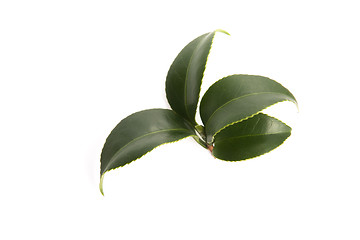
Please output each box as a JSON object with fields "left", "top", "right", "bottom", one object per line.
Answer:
{"left": 1, "top": 0, "right": 359, "bottom": 239}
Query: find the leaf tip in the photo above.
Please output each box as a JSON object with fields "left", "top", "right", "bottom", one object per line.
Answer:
{"left": 295, "top": 101, "right": 300, "bottom": 113}
{"left": 99, "top": 174, "right": 105, "bottom": 196}
{"left": 215, "top": 29, "right": 230, "bottom": 36}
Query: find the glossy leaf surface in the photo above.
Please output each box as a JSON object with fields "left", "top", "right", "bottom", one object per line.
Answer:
{"left": 166, "top": 30, "right": 229, "bottom": 125}
{"left": 212, "top": 113, "right": 291, "bottom": 161}
{"left": 100, "top": 109, "right": 196, "bottom": 195}
{"left": 200, "top": 74, "right": 297, "bottom": 142}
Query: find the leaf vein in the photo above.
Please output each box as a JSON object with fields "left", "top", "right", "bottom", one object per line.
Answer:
{"left": 205, "top": 92, "right": 290, "bottom": 126}
{"left": 105, "top": 128, "right": 193, "bottom": 172}
{"left": 215, "top": 131, "right": 290, "bottom": 144}
{"left": 183, "top": 33, "right": 210, "bottom": 122}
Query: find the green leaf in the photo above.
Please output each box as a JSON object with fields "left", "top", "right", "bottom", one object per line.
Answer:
{"left": 165, "top": 29, "right": 230, "bottom": 125}
{"left": 100, "top": 109, "right": 196, "bottom": 195}
{"left": 199, "top": 74, "right": 297, "bottom": 143}
{"left": 212, "top": 113, "right": 291, "bottom": 161}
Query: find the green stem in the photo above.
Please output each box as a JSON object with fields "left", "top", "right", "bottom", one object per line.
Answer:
{"left": 192, "top": 124, "right": 208, "bottom": 149}
{"left": 192, "top": 136, "right": 208, "bottom": 149}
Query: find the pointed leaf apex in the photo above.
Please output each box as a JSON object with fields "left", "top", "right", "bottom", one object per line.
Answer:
{"left": 295, "top": 101, "right": 300, "bottom": 113}
{"left": 215, "top": 29, "right": 230, "bottom": 36}
{"left": 99, "top": 174, "right": 105, "bottom": 196}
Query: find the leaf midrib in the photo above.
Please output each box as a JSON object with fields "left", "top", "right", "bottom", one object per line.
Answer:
{"left": 183, "top": 33, "right": 210, "bottom": 122}
{"left": 104, "top": 128, "right": 193, "bottom": 172}
{"left": 215, "top": 131, "right": 290, "bottom": 144}
{"left": 205, "top": 92, "right": 290, "bottom": 126}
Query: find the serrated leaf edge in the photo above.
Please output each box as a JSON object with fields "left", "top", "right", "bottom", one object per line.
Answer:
{"left": 194, "top": 30, "right": 230, "bottom": 124}
{"left": 212, "top": 113, "right": 292, "bottom": 162}
{"left": 184, "top": 30, "right": 229, "bottom": 124}
{"left": 200, "top": 74, "right": 298, "bottom": 120}
{"left": 99, "top": 134, "right": 196, "bottom": 196}
{"left": 200, "top": 73, "right": 298, "bottom": 143}
{"left": 102, "top": 128, "right": 191, "bottom": 173}
{"left": 209, "top": 98, "right": 297, "bottom": 143}
{"left": 205, "top": 91, "right": 295, "bottom": 127}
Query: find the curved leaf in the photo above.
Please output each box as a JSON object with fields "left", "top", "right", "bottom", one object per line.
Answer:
{"left": 165, "top": 29, "right": 230, "bottom": 125}
{"left": 200, "top": 74, "right": 297, "bottom": 142}
{"left": 100, "top": 109, "right": 196, "bottom": 195}
{"left": 212, "top": 113, "right": 291, "bottom": 161}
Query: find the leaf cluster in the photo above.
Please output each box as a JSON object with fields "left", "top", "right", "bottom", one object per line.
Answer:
{"left": 99, "top": 30, "right": 297, "bottom": 195}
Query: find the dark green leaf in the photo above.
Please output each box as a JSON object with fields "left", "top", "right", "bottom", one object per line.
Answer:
{"left": 200, "top": 74, "right": 297, "bottom": 142}
{"left": 212, "top": 113, "right": 291, "bottom": 161}
{"left": 100, "top": 109, "right": 196, "bottom": 195}
{"left": 166, "top": 29, "right": 229, "bottom": 125}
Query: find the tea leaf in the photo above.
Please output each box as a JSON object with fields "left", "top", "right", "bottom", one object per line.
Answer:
{"left": 212, "top": 113, "right": 291, "bottom": 161}
{"left": 100, "top": 109, "right": 196, "bottom": 195}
